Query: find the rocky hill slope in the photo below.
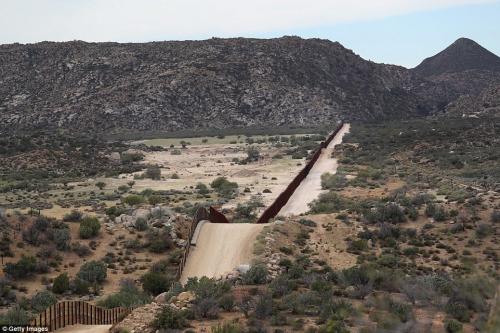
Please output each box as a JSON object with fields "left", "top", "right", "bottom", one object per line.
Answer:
{"left": 413, "top": 38, "right": 500, "bottom": 77}
{"left": 0, "top": 36, "right": 498, "bottom": 135}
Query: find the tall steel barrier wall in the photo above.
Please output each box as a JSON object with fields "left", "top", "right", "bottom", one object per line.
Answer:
{"left": 256, "top": 121, "right": 344, "bottom": 224}
{"left": 176, "top": 206, "right": 229, "bottom": 280}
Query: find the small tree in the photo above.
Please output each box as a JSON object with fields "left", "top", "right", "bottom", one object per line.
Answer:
{"left": 145, "top": 167, "right": 161, "bottom": 180}
{"left": 52, "top": 273, "right": 70, "bottom": 294}
{"left": 79, "top": 217, "right": 101, "bottom": 239}
{"left": 4, "top": 256, "right": 37, "bottom": 279}
{"left": 141, "top": 271, "right": 173, "bottom": 296}
{"left": 77, "top": 261, "right": 107, "bottom": 292}
{"left": 31, "top": 290, "right": 57, "bottom": 312}
{"left": 95, "top": 182, "right": 106, "bottom": 190}
{"left": 123, "top": 195, "right": 145, "bottom": 206}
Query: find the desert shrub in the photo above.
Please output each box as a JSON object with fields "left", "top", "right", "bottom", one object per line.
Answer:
{"left": 364, "top": 203, "right": 406, "bottom": 224}
{"left": 72, "top": 242, "right": 91, "bottom": 257}
{"left": 71, "top": 278, "right": 90, "bottom": 295}
{"left": 52, "top": 273, "right": 70, "bottom": 294}
{"left": 122, "top": 195, "right": 145, "bottom": 206}
{"left": 491, "top": 210, "right": 500, "bottom": 224}
{"left": 79, "top": 217, "right": 100, "bottom": 239}
{"left": 254, "top": 294, "right": 274, "bottom": 319}
{"left": 31, "top": 290, "right": 57, "bottom": 312}
{"left": 193, "top": 297, "right": 220, "bottom": 319}
{"left": 475, "top": 223, "right": 493, "bottom": 238}
{"left": 141, "top": 272, "right": 173, "bottom": 296}
{"left": 243, "top": 264, "right": 268, "bottom": 285}
{"left": 105, "top": 205, "right": 127, "bottom": 218}
{"left": 63, "top": 210, "right": 83, "bottom": 222}
{"left": 51, "top": 228, "right": 71, "bottom": 251}
{"left": 234, "top": 196, "right": 264, "bottom": 222}
{"left": 134, "top": 218, "right": 148, "bottom": 231}
{"left": 309, "top": 192, "right": 352, "bottom": 214}
{"left": 0, "top": 278, "right": 16, "bottom": 305}
{"left": 0, "top": 306, "right": 32, "bottom": 325}
{"left": 218, "top": 293, "right": 235, "bottom": 311}
{"left": 445, "top": 319, "right": 463, "bottom": 333}
{"left": 211, "top": 323, "right": 243, "bottom": 333}
{"left": 97, "top": 280, "right": 150, "bottom": 308}
{"left": 211, "top": 177, "right": 238, "bottom": 198}
{"left": 425, "top": 203, "right": 448, "bottom": 221}
{"left": 154, "top": 305, "right": 187, "bottom": 329}
{"left": 269, "top": 275, "right": 296, "bottom": 297}
{"left": 186, "top": 277, "right": 230, "bottom": 300}
{"left": 196, "top": 183, "right": 210, "bottom": 195}
{"left": 146, "top": 228, "right": 174, "bottom": 253}
{"left": 321, "top": 173, "right": 348, "bottom": 190}
{"left": 77, "top": 261, "right": 107, "bottom": 285}
{"left": 246, "top": 146, "right": 260, "bottom": 162}
{"left": 318, "top": 299, "right": 353, "bottom": 325}
{"left": 446, "top": 301, "right": 471, "bottom": 322}
{"left": 298, "top": 218, "right": 317, "bottom": 227}
{"left": 145, "top": 166, "right": 161, "bottom": 180}
{"left": 4, "top": 256, "right": 37, "bottom": 279}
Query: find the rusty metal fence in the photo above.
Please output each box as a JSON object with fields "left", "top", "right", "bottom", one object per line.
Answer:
{"left": 256, "top": 121, "right": 344, "bottom": 224}
{"left": 29, "top": 301, "right": 131, "bottom": 332}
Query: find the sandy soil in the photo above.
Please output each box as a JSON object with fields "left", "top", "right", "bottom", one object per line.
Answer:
{"left": 180, "top": 223, "right": 267, "bottom": 283}
{"left": 279, "top": 124, "right": 350, "bottom": 216}
{"left": 55, "top": 324, "right": 112, "bottom": 333}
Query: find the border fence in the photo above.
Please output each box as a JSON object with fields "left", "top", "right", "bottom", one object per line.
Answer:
{"left": 29, "top": 301, "right": 131, "bottom": 332}
{"left": 256, "top": 121, "right": 344, "bottom": 224}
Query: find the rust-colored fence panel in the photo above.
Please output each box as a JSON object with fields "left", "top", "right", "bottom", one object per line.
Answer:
{"left": 256, "top": 121, "right": 344, "bottom": 224}
{"left": 30, "top": 301, "right": 131, "bottom": 332}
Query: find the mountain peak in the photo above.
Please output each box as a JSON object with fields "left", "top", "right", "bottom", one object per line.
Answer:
{"left": 413, "top": 38, "right": 500, "bottom": 77}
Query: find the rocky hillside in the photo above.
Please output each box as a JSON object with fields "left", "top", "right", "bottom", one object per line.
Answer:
{"left": 413, "top": 38, "right": 500, "bottom": 77}
{"left": 412, "top": 38, "right": 500, "bottom": 97}
{"left": 0, "top": 36, "right": 498, "bottom": 135}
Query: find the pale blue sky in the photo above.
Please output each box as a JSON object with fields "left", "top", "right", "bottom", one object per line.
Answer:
{"left": 1, "top": 0, "right": 499, "bottom": 68}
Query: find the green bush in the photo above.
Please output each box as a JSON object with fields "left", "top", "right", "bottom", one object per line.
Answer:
{"left": 4, "top": 255, "right": 37, "bottom": 279}
{"left": 122, "top": 195, "right": 145, "bottom": 206}
{"left": 63, "top": 210, "right": 83, "bottom": 222}
{"left": 321, "top": 173, "right": 348, "bottom": 190}
{"left": 0, "top": 306, "right": 32, "bottom": 325}
{"left": 134, "top": 218, "right": 148, "bottom": 231}
{"left": 154, "top": 305, "right": 187, "bottom": 329}
{"left": 145, "top": 166, "right": 161, "bottom": 180}
{"left": 218, "top": 294, "right": 235, "bottom": 311}
{"left": 309, "top": 192, "right": 352, "bottom": 214}
{"left": 52, "top": 273, "right": 70, "bottom": 294}
{"left": 71, "top": 278, "right": 90, "bottom": 295}
{"left": 186, "top": 276, "right": 230, "bottom": 300}
{"left": 445, "top": 319, "right": 463, "bottom": 333}
{"left": 97, "top": 280, "right": 150, "bottom": 308}
{"left": 211, "top": 323, "right": 243, "bottom": 333}
{"left": 31, "top": 290, "right": 57, "bottom": 312}
{"left": 242, "top": 264, "right": 268, "bottom": 285}
{"left": 210, "top": 177, "right": 238, "bottom": 198}
{"left": 141, "top": 272, "right": 173, "bottom": 296}
{"left": 79, "top": 217, "right": 101, "bottom": 239}
{"left": 77, "top": 261, "right": 107, "bottom": 285}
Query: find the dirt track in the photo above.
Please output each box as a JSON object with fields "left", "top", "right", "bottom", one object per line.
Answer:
{"left": 278, "top": 123, "right": 350, "bottom": 216}
{"left": 56, "top": 324, "right": 112, "bottom": 333}
{"left": 180, "top": 223, "right": 266, "bottom": 283}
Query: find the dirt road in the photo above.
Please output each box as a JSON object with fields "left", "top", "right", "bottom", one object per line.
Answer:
{"left": 56, "top": 324, "right": 112, "bottom": 333}
{"left": 278, "top": 123, "right": 350, "bottom": 216}
{"left": 180, "top": 223, "right": 266, "bottom": 283}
